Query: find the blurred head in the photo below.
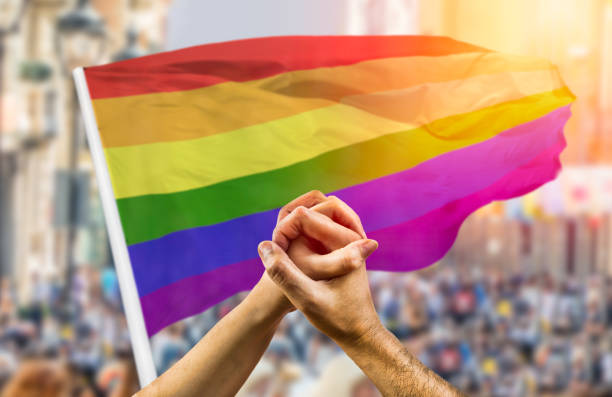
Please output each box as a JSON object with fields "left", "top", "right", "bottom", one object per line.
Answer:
{"left": 1, "top": 359, "right": 71, "bottom": 397}
{"left": 350, "top": 377, "right": 380, "bottom": 397}
{"left": 310, "top": 354, "right": 374, "bottom": 397}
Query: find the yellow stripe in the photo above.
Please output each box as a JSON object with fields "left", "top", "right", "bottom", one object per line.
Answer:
{"left": 93, "top": 52, "right": 554, "bottom": 148}
{"left": 106, "top": 69, "right": 566, "bottom": 199}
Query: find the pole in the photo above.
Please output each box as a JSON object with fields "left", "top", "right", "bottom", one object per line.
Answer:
{"left": 73, "top": 68, "right": 157, "bottom": 384}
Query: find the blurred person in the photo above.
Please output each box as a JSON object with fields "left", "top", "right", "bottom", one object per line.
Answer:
{"left": 236, "top": 355, "right": 303, "bottom": 397}
{"left": 71, "top": 321, "right": 102, "bottom": 385}
{"left": 449, "top": 280, "right": 477, "bottom": 326}
{"left": 97, "top": 354, "right": 140, "bottom": 397}
{"left": 135, "top": 192, "right": 465, "bottom": 397}
{"left": 371, "top": 274, "right": 394, "bottom": 315}
{"left": 40, "top": 316, "right": 62, "bottom": 353}
{"left": 472, "top": 271, "right": 488, "bottom": 313}
{"left": 99, "top": 303, "right": 121, "bottom": 359}
{"left": 235, "top": 358, "right": 276, "bottom": 397}
{"left": 600, "top": 336, "right": 612, "bottom": 389}
{"left": 493, "top": 343, "right": 525, "bottom": 397}
{"left": 568, "top": 348, "right": 591, "bottom": 396}
{"left": 605, "top": 279, "right": 612, "bottom": 327}
{"left": 305, "top": 332, "right": 337, "bottom": 375}
{"left": 381, "top": 287, "right": 401, "bottom": 334}
{"left": 0, "top": 345, "right": 17, "bottom": 390}
{"left": 553, "top": 280, "right": 583, "bottom": 336}
{"left": 309, "top": 354, "right": 381, "bottom": 397}
{"left": 425, "top": 324, "right": 463, "bottom": 382}
{"left": 0, "top": 358, "right": 70, "bottom": 397}
{"left": 0, "top": 280, "right": 15, "bottom": 318}
{"left": 283, "top": 311, "right": 312, "bottom": 363}
{"left": 538, "top": 274, "right": 557, "bottom": 334}
{"left": 101, "top": 267, "right": 121, "bottom": 308}
{"left": 269, "top": 361, "right": 303, "bottom": 397}
{"left": 71, "top": 267, "right": 94, "bottom": 317}
{"left": 519, "top": 274, "right": 536, "bottom": 304}
{"left": 509, "top": 308, "right": 539, "bottom": 362}
{"left": 182, "top": 310, "right": 216, "bottom": 348}
{"left": 494, "top": 281, "right": 514, "bottom": 323}
{"left": 478, "top": 337, "right": 501, "bottom": 389}
{"left": 535, "top": 337, "right": 571, "bottom": 393}
{"left": 424, "top": 282, "right": 445, "bottom": 323}
{"left": 24, "top": 273, "right": 46, "bottom": 337}
{"left": 585, "top": 300, "right": 606, "bottom": 342}
{"left": 272, "top": 320, "right": 300, "bottom": 362}
{"left": 151, "top": 324, "right": 190, "bottom": 374}
{"left": 399, "top": 282, "right": 429, "bottom": 338}
{"left": 588, "top": 336, "right": 603, "bottom": 387}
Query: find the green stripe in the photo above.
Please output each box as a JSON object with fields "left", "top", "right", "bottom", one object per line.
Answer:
{"left": 118, "top": 87, "right": 573, "bottom": 245}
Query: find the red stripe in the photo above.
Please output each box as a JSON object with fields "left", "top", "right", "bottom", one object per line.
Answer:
{"left": 84, "top": 35, "right": 489, "bottom": 99}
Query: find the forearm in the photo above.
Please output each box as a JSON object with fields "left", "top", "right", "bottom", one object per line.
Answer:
{"left": 338, "top": 324, "right": 466, "bottom": 397}
{"left": 135, "top": 277, "right": 288, "bottom": 397}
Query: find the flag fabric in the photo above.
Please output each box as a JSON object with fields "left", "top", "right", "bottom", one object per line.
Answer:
{"left": 82, "top": 36, "right": 574, "bottom": 336}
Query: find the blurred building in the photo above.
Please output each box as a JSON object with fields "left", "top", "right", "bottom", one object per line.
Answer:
{"left": 0, "top": 0, "right": 169, "bottom": 301}
{"left": 418, "top": 0, "right": 612, "bottom": 165}
{"left": 1, "top": 0, "right": 611, "bottom": 299}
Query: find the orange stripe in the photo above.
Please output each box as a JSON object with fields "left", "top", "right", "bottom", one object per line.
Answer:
{"left": 92, "top": 52, "right": 555, "bottom": 148}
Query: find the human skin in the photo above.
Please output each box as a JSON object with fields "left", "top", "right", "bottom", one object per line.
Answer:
{"left": 259, "top": 238, "right": 467, "bottom": 397}
{"left": 134, "top": 191, "right": 368, "bottom": 397}
{"left": 135, "top": 190, "right": 466, "bottom": 397}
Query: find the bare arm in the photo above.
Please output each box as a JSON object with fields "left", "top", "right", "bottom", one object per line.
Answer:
{"left": 135, "top": 192, "right": 366, "bottom": 397}
{"left": 134, "top": 275, "right": 289, "bottom": 397}
{"left": 260, "top": 237, "right": 466, "bottom": 397}
{"left": 340, "top": 324, "right": 466, "bottom": 397}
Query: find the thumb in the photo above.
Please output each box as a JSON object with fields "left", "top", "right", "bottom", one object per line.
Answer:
{"left": 258, "top": 241, "right": 319, "bottom": 307}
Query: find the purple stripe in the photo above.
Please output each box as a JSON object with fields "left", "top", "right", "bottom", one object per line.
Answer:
{"left": 129, "top": 105, "right": 571, "bottom": 297}
{"left": 140, "top": 136, "right": 566, "bottom": 335}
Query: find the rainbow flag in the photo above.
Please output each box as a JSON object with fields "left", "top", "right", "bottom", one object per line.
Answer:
{"left": 82, "top": 36, "right": 574, "bottom": 336}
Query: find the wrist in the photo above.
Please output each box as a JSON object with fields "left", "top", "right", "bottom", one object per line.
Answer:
{"left": 245, "top": 273, "right": 293, "bottom": 325}
{"left": 336, "top": 319, "right": 387, "bottom": 352}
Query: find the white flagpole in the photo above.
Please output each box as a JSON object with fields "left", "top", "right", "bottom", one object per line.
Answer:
{"left": 72, "top": 67, "right": 157, "bottom": 386}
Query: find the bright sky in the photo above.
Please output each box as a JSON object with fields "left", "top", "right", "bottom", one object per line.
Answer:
{"left": 166, "top": 0, "right": 350, "bottom": 50}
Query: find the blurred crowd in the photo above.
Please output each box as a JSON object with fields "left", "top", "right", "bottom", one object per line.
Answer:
{"left": 152, "top": 263, "right": 612, "bottom": 397}
{"left": 0, "top": 267, "right": 137, "bottom": 396}
{"left": 1, "top": 261, "right": 612, "bottom": 396}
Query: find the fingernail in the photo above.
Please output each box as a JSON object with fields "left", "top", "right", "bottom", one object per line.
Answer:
{"left": 359, "top": 239, "right": 378, "bottom": 258}
{"left": 258, "top": 241, "right": 273, "bottom": 261}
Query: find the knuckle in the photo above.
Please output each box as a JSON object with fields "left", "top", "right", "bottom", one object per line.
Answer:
{"left": 292, "top": 205, "right": 309, "bottom": 218}
{"left": 327, "top": 195, "right": 341, "bottom": 203}
{"left": 267, "top": 258, "right": 287, "bottom": 284}
{"left": 326, "top": 195, "right": 343, "bottom": 208}
{"left": 271, "top": 228, "right": 285, "bottom": 244}
{"left": 308, "top": 190, "right": 325, "bottom": 199}
{"left": 343, "top": 249, "right": 363, "bottom": 271}
{"left": 278, "top": 208, "right": 289, "bottom": 220}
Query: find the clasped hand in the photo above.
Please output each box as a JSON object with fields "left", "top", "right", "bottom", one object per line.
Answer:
{"left": 136, "top": 191, "right": 465, "bottom": 397}
{"left": 256, "top": 190, "right": 382, "bottom": 347}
